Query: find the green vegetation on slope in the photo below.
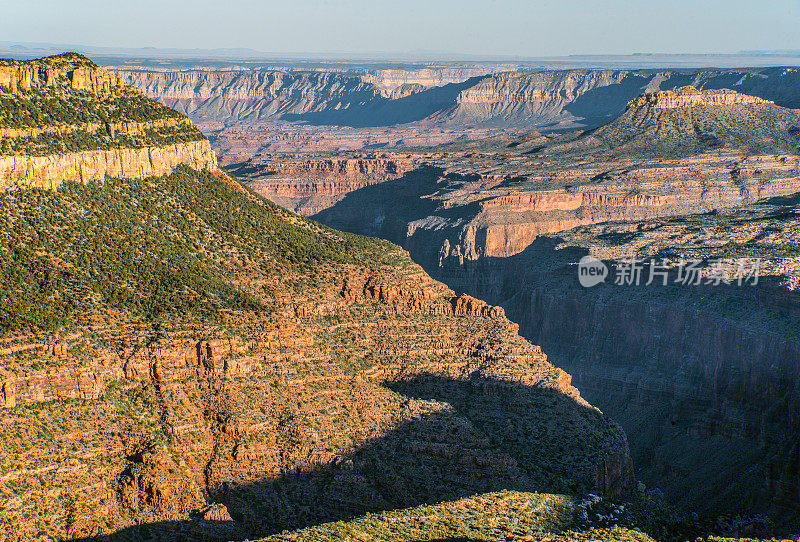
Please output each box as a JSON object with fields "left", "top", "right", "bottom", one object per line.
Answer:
{"left": 0, "top": 85, "right": 183, "bottom": 129}
{"left": 0, "top": 165, "right": 400, "bottom": 333}
{"left": 0, "top": 53, "right": 207, "bottom": 155}
{"left": 591, "top": 102, "right": 800, "bottom": 158}
{"left": 253, "top": 491, "right": 654, "bottom": 542}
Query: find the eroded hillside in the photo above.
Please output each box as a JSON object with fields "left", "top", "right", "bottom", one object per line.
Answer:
{"left": 0, "top": 59, "right": 633, "bottom": 541}
{"left": 0, "top": 165, "right": 633, "bottom": 541}
{"left": 252, "top": 87, "right": 800, "bottom": 531}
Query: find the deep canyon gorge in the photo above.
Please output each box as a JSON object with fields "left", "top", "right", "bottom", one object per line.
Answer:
{"left": 213, "top": 83, "right": 800, "bottom": 529}
{"left": 1, "top": 50, "right": 799, "bottom": 541}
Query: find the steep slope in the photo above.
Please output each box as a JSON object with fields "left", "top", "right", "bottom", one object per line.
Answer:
{"left": 0, "top": 165, "right": 632, "bottom": 542}
{"left": 0, "top": 53, "right": 217, "bottom": 189}
{"left": 295, "top": 94, "right": 800, "bottom": 531}
{"left": 0, "top": 61, "right": 632, "bottom": 541}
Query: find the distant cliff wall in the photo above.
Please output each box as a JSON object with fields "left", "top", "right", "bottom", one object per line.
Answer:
{"left": 118, "top": 67, "right": 800, "bottom": 130}
{"left": 117, "top": 69, "right": 382, "bottom": 122}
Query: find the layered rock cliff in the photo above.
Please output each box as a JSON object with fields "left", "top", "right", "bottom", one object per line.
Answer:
{"left": 118, "top": 66, "right": 800, "bottom": 132}
{"left": 0, "top": 140, "right": 217, "bottom": 189}
{"left": 439, "top": 68, "right": 800, "bottom": 129}
{"left": 362, "top": 66, "right": 510, "bottom": 93}
{"left": 0, "top": 53, "right": 218, "bottom": 189}
{"left": 629, "top": 86, "right": 771, "bottom": 109}
{"left": 307, "top": 153, "right": 800, "bottom": 266}
{"left": 237, "top": 152, "right": 419, "bottom": 215}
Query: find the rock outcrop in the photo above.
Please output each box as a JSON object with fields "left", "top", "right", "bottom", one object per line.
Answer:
{"left": 0, "top": 54, "right": 218, "bottom": 188}
{"left": 630, "top": 86, "right": 771, "bottom": 109}
{"left": 362, "top": 66, "right": 509, "bottom": 93}
{"left": 0, "top": 140, "right": 217, "bottom": 189}
{"left": 0, "top": 53, "right": 122, "bottom": 94}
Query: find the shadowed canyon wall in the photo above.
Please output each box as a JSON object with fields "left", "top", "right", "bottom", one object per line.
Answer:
{"left": 435, "top": 252, "right": 800, "bottom": 523}
{"left": 308, "top": 167, "right": 800, "bottom": 526}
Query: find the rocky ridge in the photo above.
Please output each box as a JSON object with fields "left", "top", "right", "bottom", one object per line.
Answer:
{"left": 585, "top": 86, "right": 800, "bottom": 157}
{"left": 0, "top": 52, "right": 122, "bottom": 94}
{"left": 0, "top": 53, "right": 217, "bottom": 189}
{"left": 120, "top": 66, "right": 800, "bottom": 132}
{"left": 0, "top": 65, "right": 632, "bottom": 541}
{"left": 630, "top": 86, "right": 771, "bottom": 109}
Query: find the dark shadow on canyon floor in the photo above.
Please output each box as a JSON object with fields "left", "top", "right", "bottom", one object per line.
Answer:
{"left": 73, "top": 374, "right": 624, "bottom": 541}
{"left": 311, "top": 173, "right": 800, "bottom": 529}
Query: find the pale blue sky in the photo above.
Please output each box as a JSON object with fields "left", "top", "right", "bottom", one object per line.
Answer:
{"left": 3, "top": 0, "right": 799, "bottom": 57}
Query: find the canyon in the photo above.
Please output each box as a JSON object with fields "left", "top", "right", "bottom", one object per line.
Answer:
{"left": 118, "top": 66, "right": 800, "bottom": 159}
{"left": 3, "top": 51, "right": 800, "bottom": 540}
{"left": 0, "top": 54, "right": 638, "bottom": 542}
{"left": 245, "top": 87, "right": 800, "bottom": 531}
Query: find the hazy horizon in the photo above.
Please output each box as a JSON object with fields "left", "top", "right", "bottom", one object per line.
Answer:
{"left": 3, "top": 0, "right": 799, "bottom": 59}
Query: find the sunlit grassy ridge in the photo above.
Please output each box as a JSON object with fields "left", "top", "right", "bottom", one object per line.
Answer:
{"left": 252, "top": 491, "right": 655, "bottom": 542}
{"left": 0, "top": 165, "right": 400, "bottom": 332}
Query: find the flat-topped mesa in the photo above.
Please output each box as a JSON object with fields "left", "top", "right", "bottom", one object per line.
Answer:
{"left": 628, "top": 86, "right": 772, "bottom": 110}
{"left": 0, "top": 53, "right": 218, "bottom": 190}
{"left": 0, "top": 53, "right": 122, "bottom": 95}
